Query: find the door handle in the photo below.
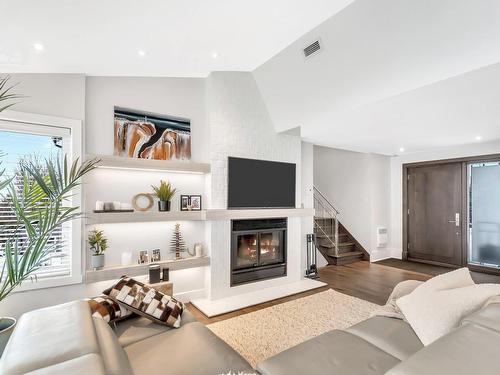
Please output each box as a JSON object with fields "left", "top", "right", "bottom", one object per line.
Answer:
{"left": 448, "top": 213, "right": 460, "bottom": 227}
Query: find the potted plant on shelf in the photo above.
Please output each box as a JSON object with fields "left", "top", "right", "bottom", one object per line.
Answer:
{"left": 151, "top": 180, "right": 177, "bottom": 211}
{"left": 88, "top": 229, "right": 108, "bottom": 269}
{"left": 0, "top": 76, "right": 98, "bottom": 354}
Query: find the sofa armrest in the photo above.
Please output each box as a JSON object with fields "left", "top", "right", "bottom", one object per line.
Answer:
{"left": 0, "top": 301, "right": 100, "bottom": 375}
{"left": 386, "top": 323, "right": 500, "bottom": 375}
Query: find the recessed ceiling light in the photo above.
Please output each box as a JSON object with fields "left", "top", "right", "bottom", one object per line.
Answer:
{"left": 399, "top": 147, "right": 405, "bottom": 152}
{"left": 212, "top": 52, "right": 219, "bottom": 59}
{"left": 33, "top": 43, "right": 44, "bottom": 51}
{"left": 475, "top": 135, "right": 482, "bottom": 141}
{"left": 138, "top": 50, "right": 146, "bottom": 57}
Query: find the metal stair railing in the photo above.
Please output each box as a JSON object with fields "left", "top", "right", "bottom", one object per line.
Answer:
{"left": 313, "top": 186, "right": 340, "bottom": 256}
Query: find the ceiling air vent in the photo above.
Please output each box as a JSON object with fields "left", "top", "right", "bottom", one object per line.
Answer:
{"left": 303, "top": 39, "right": 322, "bottom": 59}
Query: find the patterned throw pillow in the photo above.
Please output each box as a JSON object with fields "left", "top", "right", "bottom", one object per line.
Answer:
{"left": 103, "top": 276, "right": 184, "bottom": 328}
{"left": 86, "top": 295, "right": 134, "bottom": 323}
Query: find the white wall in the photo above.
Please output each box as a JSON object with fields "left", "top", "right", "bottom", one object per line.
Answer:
{"left": 85, "top": 76, "right": 208, "bottom": 162}
{"left": 8, "top": 73, "right": 86, "bottom": 120}
{"left": 313, "top": 145, "right": 392, "bottom": 260}
{"left": 390, "top": 139, "right": 500, "bottom": 259}
{"left": 301, "top": 141, "right": 327, "bottom": 268}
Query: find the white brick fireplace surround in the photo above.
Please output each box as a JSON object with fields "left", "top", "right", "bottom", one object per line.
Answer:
{"left": 188, "top": 73, "right": 323, "bottom": 315}
{"left": 0, "top": 72, "right": 323, "bottom": 319}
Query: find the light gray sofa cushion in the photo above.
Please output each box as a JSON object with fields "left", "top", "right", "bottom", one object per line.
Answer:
{"left": 115, "top": 309, "right": 197, "bottom": 347}
{"left": 461, "top": 301, "right": 500, "bottom": 333}
{"left": 386, "top": 323, "right": 500, "bottom": 375}
{"left": 0, "top": 301, "right": 101, "bottom": 375}
{"left": 93, "top": 317, "right": 134, "bottom": 375}
{"left": 24, "top": 354, "right": 106, "bottom": 375}
{"left": 347, "top": 316, "right": 423, "bottom": 361}
{"left": 256, "top": 330, "right": 400, "bottom": 375}
{"left": 125, "top": 321, "right": 254, "bottom": 375}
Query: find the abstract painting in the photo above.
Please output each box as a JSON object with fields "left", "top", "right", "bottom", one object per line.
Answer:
{"left": 114, "top": 106, "right": 191, "bottom": 160}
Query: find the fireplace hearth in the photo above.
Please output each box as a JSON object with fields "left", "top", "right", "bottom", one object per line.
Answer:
{"left": 231, "top": 218, "right": 287, "bottom": 286}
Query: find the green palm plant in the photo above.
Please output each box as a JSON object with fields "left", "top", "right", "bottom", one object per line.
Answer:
{"left": 0, "top": 76, "right": 23, "bottom": 112}
{"left": 151, "top": 180, "right": 177, "bottom": 201}
{"left": 0, "top": 156, "right": 98, "bottom": 301}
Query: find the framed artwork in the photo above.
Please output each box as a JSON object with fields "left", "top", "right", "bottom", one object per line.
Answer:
{"left": 180, "top": 195, "right": 190, "bottom": 211}
{"left": 114, "top": 106, "right": 191, "bottom": 160}
{"left": 190, "top": 195, "right": 202, "bottom": 211}
{"left": 180, "top": 195, "right": 202, "bottom": 211}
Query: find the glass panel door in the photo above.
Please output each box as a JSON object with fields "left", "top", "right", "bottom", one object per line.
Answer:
{"left": 235, "top": 233, "right": 258, "bottom": 269}
{"left": 468, "top": 161, "right": 500, "bottom": 268}
{"left": 259, "top": 231, "right": 284, "bottom": 265}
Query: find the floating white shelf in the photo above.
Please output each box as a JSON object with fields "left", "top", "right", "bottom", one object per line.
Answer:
{"left": 85, "top": 256, "right": 210, "bottom": 283}
{"left": 87, "top": 154, "right": 210, "bottom": 174}
{"left": 86, "top": 208, "right": 314, "bottom": 224}
{"left": 86, "top": 210, "right": 206, "bottom": 224}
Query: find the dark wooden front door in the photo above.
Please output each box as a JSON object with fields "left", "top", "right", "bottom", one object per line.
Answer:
{"left": 406, "top": 163, "right": 463, "bottom": 266}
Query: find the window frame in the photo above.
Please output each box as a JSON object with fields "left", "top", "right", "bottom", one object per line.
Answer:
{"left": 0, "top": 110, "right": 83, "bottom": 291}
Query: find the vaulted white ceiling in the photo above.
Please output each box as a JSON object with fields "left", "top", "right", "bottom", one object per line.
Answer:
{"left": 254, "top": 0, "right": 500, "bottom": 155}
{"left": 4, "top": 0, "right": 500, "bottom": 155}
{"left": 0, "top": 0, "right": 353, "bottom": 77}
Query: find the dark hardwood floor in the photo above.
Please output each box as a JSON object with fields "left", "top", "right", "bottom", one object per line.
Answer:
{"left": 375, "top": 258, "right": 500, "bottom": 284}
{"left": 187, "top": 260, "right": 433, "bottom": 324}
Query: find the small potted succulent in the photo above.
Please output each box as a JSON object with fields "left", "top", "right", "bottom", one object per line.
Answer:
{"left": 88, "top": 229, "right": 108, "bottom": 269}
{"left": 152, "top": 180, "right": 177, "bottom": 211}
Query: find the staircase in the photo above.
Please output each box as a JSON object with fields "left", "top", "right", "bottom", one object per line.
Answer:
{"left": 313, "top": 186, "right": 368, "bottom": 265}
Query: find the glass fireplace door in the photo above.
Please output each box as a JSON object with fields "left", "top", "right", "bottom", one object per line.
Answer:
{"left": 259, "top": 230, "right": 284, "bottom": 265}
{"left": 235, "top": 233, "right": 258, "bottom": 269}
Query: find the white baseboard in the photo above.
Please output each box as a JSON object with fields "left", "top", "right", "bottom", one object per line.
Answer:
{"left": 370, "top": 248, "right": 394, "bottom": 262}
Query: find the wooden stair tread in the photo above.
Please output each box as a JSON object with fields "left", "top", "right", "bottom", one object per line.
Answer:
{"left": 338, "top": 242, "right": 355, "bottom": 247}
{"left": 329, "top": 251, "right": 363, "bottom": 258}
{"left": 319, "top": 243, "right": 335, "bottom": 249}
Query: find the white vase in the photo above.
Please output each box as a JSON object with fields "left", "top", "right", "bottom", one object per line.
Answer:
{"left": 0, "top": 317, "right": 16, "bottom": 357}
{"left": 194, "top": 243, "right": 203, "bottom": 257}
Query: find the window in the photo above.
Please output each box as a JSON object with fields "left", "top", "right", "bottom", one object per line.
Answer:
{"left": 0, "top": 113, "right": 83, "bottom": 290}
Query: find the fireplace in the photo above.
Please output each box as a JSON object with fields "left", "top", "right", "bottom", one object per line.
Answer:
{"left": 231, "top": 218, "right": 287, "bottom": 286}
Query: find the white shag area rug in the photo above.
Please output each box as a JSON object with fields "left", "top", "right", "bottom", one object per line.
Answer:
{"left": 207, "top": 289, "right": 379, "bottom": 368}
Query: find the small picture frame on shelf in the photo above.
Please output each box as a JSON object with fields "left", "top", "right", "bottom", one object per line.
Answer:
{"left": 151, "top": 248, "right": 161, "bottom": 262}
{"left": 138, "top": 250, "right": 149, "bottom": 264}
{"left": 190, "top": 195, "right": 202, "bottom": 211}
{"left": 180, "top": 195, "right": 190, "bottom": 211}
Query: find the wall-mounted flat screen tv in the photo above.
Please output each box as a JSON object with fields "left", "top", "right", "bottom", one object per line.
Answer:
{"left": 228, "top": 157, "right": 296, "bottom": 209}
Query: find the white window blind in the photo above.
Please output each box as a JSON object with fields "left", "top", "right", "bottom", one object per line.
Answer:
{"left": 0, "top": 124, "right": 73, "bottom": 281}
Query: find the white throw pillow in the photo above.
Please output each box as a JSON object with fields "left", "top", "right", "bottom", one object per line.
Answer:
{"left": 397, "top": 268, "right": 500, "bottom": 345}
{"left": 408, "top": 267, "right": 475, "bottom": 293}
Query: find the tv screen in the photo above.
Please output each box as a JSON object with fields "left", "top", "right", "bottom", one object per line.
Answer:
{"left": 228, "top": 157, "right": 296, "bottom": 209}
